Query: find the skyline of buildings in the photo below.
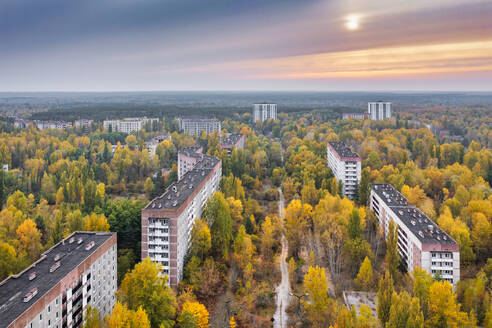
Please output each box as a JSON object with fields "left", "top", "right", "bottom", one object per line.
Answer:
{"left": 103, "top": 117, "right": 159, "bottom": 134}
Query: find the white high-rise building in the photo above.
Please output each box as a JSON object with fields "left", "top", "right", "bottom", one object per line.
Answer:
{"left": 368, "top": 101, "right": 392, "bottom": 120}
{"left": 253, "top": 103, "right": 277, "bottom": 122}
{"left": 0, "top": 232, "right": 117, "bottom": 328}
{"left": 141, "top": 149, "right": 222, "bottom": 287}
{"left": 370, "top": 184, "right": 460, "bottom": 287}
{"left": 326, "top": 142, "right": 361, "bottom": 200}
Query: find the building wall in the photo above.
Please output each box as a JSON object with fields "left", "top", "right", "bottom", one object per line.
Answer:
{"left": 252, "top": 104, "right": 277, "bottom": 122}
{"left": 368, "top": 102, "right": 392, "bottom": 120}
{"left": 326, "top": 144, "right": 361, "bottom": 200}
{"left": 141, "top": 161, "right": 222, "bottom": 287}
{"left": 177, "top": 153, "right": 202, "bottom": 181}
{"left": 370, "top": 190, "right": 459, "bottom": 287}
{"left": 9, "top": 234, "right": 117, "bottom": 328}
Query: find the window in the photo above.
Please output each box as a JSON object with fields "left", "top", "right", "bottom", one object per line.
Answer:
{"left": 40, "top": 314, "right": 43, "bottom": 321}
{"left": 48, "top": 305, "right": 51, "bottom": 313}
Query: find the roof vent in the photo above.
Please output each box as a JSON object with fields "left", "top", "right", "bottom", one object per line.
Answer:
{"left": 428, "top": 225, "right": 433, "bottom": 232}
{"left": 172, "top": 200, "right": 177, "bottom": 207}
{"left": 437, "top": 236, "right": 441, "bottom": 240}
{"left": 172, "top": 186, "right": 177, "bottom": 193}
{"left": 85, "top": 241, "right": 95, "bottom": 251}
{"left": 77, "top": 238, "right": 83, "bottom": 244}
{"left": 29, "top": 272, "right": 37, "bottom": 281}
{"left": 189, "top": 184, "right": 193, "bottom": 189}
{"left": 158, "top": 203, "right": 162, "bottom": 209}
{"left": 152, "top": 203, "right": 155, "bottom": 208}
{"left": 411, "top": 220, "right": 416, "bottom": 226}
{"left": 23, "top": 288, "right": 38, "bottom": 303}
{"left": 69, "top": 237, "right": 74, "bottom": 244}
{"left": 398, "top": 210, "right": 403, "bottom": 215}
{"left": 418, "top": 231, "right": 424, "bottom": 238}
{"left": 167, "top": 195, "right": 171, "bottom": 200}
{"left": 54, "top": 253, "right": 61, "bottom": 261}
{"left": 201, "top": 171, "right": 205, "bottom": 176}
{"left": 50, "top": 261, "right": 61, "bottom": 273}
{"left": 443, "top": 236, "right": 447, "bottom": 240}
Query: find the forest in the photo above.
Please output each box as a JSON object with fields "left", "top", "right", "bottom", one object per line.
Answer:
{"left": 0, "top": 104, "right": 491, "bottom": 327}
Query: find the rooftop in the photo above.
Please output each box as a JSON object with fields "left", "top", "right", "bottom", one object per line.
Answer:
{"left": 179, "top": 146, "right": 203, "bottom": 158}
{"left": 372, "top": 183, "right": 456, "bottom": 245}
{"left": 0, "top": 232, "right": 115, "bottom": 328}
{"left": 220, "top": 134, "right": 244, "bottom": 147}
{"left": 328, "top": 141, "right": 360, "bottom": 159}
{"left": 145, "top": 154, "right": 220, "bottom": 211}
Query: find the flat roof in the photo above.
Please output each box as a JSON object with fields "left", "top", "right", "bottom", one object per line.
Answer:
{"left": 179, "top": 146, "right": 203, "bottom": 158}
{"left": 220, "top": 134, "right": 243, "bottom": 147}
{"left": 372, "top": 183, "right": 456, "bottom": 245}
{"left": 0, "top": 232, "right": 115, "bottom": 328}
{"left": 328, "top": 141, "right": 360, "bottom": 159}
{"left": 146, "top": 155, "right": 220, "bottom": 211}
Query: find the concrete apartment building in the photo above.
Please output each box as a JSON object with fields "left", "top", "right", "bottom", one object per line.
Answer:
{"left": 370, "top": 183, "right": 460, "bottom": 287}
{"left": 326, "top": 142, "right": 361, "bottom": 200}
{"left": 252, "top": 103, "right": 277, "bottom": 122}
{"left": 177, "top": 118, "right": 221, "bottom": 136}
{"left": 0, "top": 232, "right": 117, "bottom": 328}
{"left": 177, "top": 146, "right": 204, "bottom": 181}
{"left": 141, "top": 149, "right": 222, "bottom": 287}
{"left": 342, "top": 113, "right": 368, "bottom": 120}
{"left": 220, "top": 134, "right": 245, "bottom": 154}
{"left": 368, "top": 101, "right": 392, "bottom": 120}
{"left": 103, "top": 117, "right": 159, "bottom": 134}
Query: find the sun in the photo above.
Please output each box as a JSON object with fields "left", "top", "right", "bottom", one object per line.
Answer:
{"left": 345, "top": 15, "right": 359, "bottom": 31}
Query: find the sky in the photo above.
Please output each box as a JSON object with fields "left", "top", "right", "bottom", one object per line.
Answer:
{"left": 1, "top": 0, "right": 492, "bottom": 92}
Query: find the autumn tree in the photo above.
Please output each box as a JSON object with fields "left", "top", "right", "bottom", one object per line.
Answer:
{"left": 178, "top": 301, "right": 210, "bottom": 328}
{"left": 377, "top": 271, "right": 394, "bottom": 327}
{"left": 284, "top": 199, "right": 312, "bottom": 258}
{"left": 84, "top": 213, "right": 110, "bottom": 232}
{"left": 355, "top": 257, "right": 373, "bottom": 291}
{"left": 385, "top": 221, "right": 399, "bottom": 279}
{"left": 303, "top": 266, "right": 335, "bottom": 327}
{"left": 117, "top": 258, "right": 176, "bottom": 328}
{"left": 190, "top": 218, "right": 211, "bottom": 261}
{"left": 413, "top": 268, "right": 434, "bottom": 319}
{"left": 105, "top": 302, "right": 150, "bottom": 328}
{"left": 202, "top": 192, "right": 232, "bottom": 260}
{"left": 426, "top": 281, "right": 473, "bottom": 327}
{"left": 82, "top": 306, "right": 101, "bottom": 328}
{"left": 16, "top": 219, "right": 42, "bottom": 262}
{"left": 386, "top": 291, "right": 424, "bottom": 328}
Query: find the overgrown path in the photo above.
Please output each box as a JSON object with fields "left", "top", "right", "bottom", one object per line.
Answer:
{"left": 273, "top": 187, "right": 290, "bottom": 328}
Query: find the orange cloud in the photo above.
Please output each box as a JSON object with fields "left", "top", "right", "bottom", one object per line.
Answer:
{"left": 188, "top": 40, "right": 492, "bottom": 79}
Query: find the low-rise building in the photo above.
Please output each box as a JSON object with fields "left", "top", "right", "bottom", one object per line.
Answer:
{"left": 74, "top": 120, "right": 94, "bottom": 129}
{"left": 342, "top": 113, "right": 368, "bottom": 120}
{"left": 141, "top": 149, "right": 221, "bottom": 288}
{"left": 370, "top": 183, "right": 460, "bottom": 287}
{"left": 0, "top": 231, "right": 117, "bottom": 328}
{"left": 326, "top": 141, "right": 361, "bottom": 200}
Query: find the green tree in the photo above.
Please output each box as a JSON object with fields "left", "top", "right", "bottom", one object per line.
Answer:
{"left": 358, "top": 168, "right": 371, "bottom": 205}
{"left": 413, "top": 268, "right": 434, "bottom": 319}
{"left": 190, "top": 218, "right": 211, "bottom": 260}
{"left": 302, "top": 266, "right": 335, "bottom": 327}
{"left": 82, "top": 306, "right": 101, "bottom": 328}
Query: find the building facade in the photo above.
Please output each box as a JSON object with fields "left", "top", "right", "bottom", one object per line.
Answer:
{"left": 103, "top": 117, "right": 159, "bottom": 134}
{"left": 368, "top": 101, "right": 392, "bottom": 120}
{"left": 177, "top": 146, "right": 204, "bottom": 181}
{"left": 342, "top": 113, "right": 368, "bottom": 120}
{"left": 74, "top": 120, "right": 93, "bottom": 129}
{"left": 177, "top": 118, "right": 221, "bottom": 136}
{"left": 252, "top": 103, "right": 277, "bottom": 122}
{"left": 220, "top": 134, "right": 245, "bottom": 154}
{"left": 326, "top": 142, "right": 361, "bottom": 200}
{"left": 0, "top": 232, "right": 117, "bottom": 328}
{"left": 370, "top": 183, "right": 460, "bottom": 287}
{"left": 141, "top": 150, "right": 222, "bottom": 287}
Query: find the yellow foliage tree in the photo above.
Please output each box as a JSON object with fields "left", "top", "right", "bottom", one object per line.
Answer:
{"left": 84, "top": 213, "right": 110, "bottom": 232}
{"left": 16, "top": 219, "right": 42, "bottom": 262}
{"left": 354, "top": 256, "right": 373, "bottom": 291}
{"left": 105, "top": 302, "right": 150, "bottom": 328}
{"left": 179, "top": 301, "right": 210, "bottom": 328}
{"left": 229, "top": 316, "right": 237, "bottom": 328}
{"left": 303, "top": 266, "right": 335, "bottom": 327}
{"left": 427, "top": 281, "right": 473, "bottom": 328}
